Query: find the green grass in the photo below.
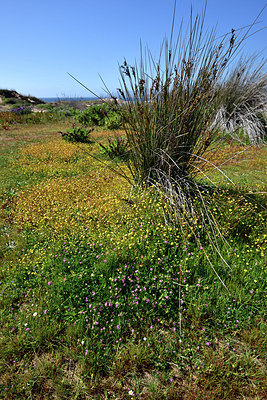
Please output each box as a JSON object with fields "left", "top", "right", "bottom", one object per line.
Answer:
{"left": 201, "top": 145, "right": 267, "bottom": 190}
{"left": 0, "top": 119, "right": 266, "bottom": 399}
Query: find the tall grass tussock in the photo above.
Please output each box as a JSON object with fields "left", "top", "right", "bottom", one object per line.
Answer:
{"left": 100, "top": 3, "right": 266, "bottom": 275}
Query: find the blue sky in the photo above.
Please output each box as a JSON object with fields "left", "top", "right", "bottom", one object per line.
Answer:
{"left": 0, "top": 0, "right": 266, "bottom": 98}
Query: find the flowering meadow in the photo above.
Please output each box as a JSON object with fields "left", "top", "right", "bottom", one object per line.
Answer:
{"left": 0, "top": 118, "right": 266, "bottom": 399}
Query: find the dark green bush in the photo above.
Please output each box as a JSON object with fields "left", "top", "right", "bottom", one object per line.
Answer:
{"left": 75, "top": 103, "right": 123, "bottom": 129}
{"left": 75, "top": 104, "right": 107, "bottom": 126}
{"left": 59, "top": 124, "right": 94, "bottom": 143}
{"left": 104, "top": 112, "right": 122, "bottom": 129}
{"left": 99, "top": 136, "right": 129, "bottom": 160}
{"left": 3, "top": 98, "right": 17, "bottom": 105}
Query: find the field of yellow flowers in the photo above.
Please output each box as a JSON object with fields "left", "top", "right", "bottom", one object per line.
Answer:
{"left": 0, "top": 118, "right": 266, "bottom": 399}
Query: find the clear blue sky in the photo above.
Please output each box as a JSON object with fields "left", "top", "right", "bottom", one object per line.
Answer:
{"left": 0, "top": 0, "right": 266, "bottom": 98}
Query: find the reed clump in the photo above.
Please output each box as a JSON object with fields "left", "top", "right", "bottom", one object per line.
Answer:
{"left": 109, "top": 8, "right": 266, "bottom": 248}
{"left": 214, "top": 56, "right": 267, "bottom": 145}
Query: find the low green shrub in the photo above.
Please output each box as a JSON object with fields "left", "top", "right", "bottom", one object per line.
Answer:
{"left": 99, "top": 136, "right": 129, "bottom": 160}
{"left": 11, "top": 106, "right": 32, "bottom": 115}
{"left": 3, "top": 97, "right": 17, "bottom": 105}
{"left": 104, "top": 112, "right": 122, "bottom": 130}
{"left": 0, "top": 108, "right": 68, "bottom": 129}
{"left": 75, "top": 103, "right": 123, "bottom": 129}
{"left": 59, "top": 124, "right": 94, "bottom": 143}
{"left": 75, "top": 104, "right": 107, "bottom": 126}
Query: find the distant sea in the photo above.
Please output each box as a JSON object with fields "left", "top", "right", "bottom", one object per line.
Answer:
{"left": 41, "top": 97, "right": 96, "bottom": 103}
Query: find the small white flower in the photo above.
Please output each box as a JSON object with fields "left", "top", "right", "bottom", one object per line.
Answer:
{"left": 33, "top": 312, "right": 37, "bottom": 317}
{"left": 143, "top": 337, "right": 147, "bottom": 341}
{"left": 24, "top": 323, "right": 28, "bottom": 326}
{"left": 128, "top": 390, "right": 134, "bottom": 396}
{"left": 81, "top": 340, "right": 85, "bottom": 345}
{"left": 7, "top": 241, "right": 16, "bottom": 249}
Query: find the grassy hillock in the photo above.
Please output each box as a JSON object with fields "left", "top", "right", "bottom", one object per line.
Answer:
{"left": 0, "top": 89, "right": 45, "bottom": 110}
